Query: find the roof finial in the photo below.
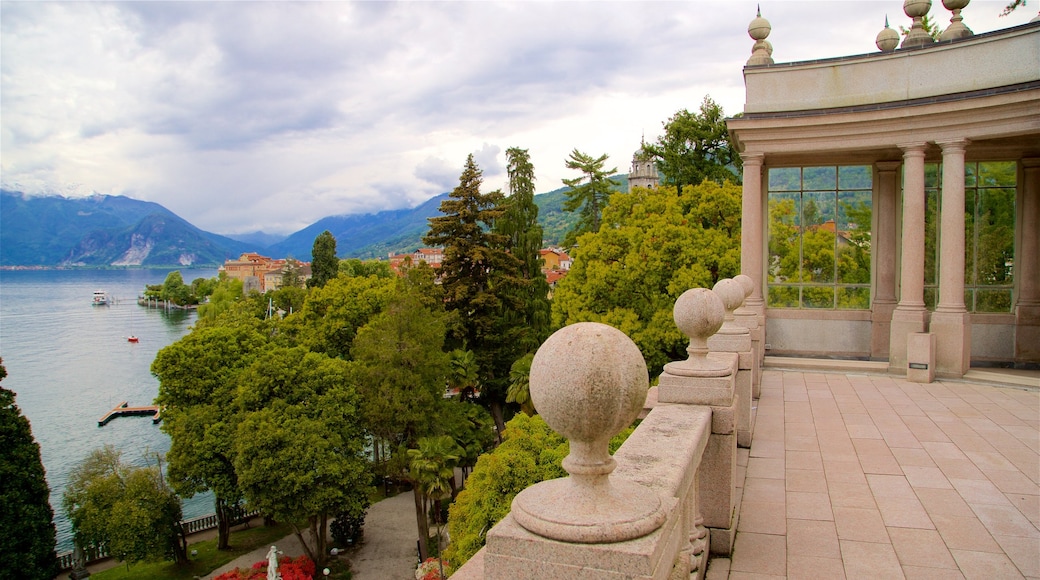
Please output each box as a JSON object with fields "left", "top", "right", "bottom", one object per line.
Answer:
{"left": 757, "top": 3, "right": 761, "bottom": 17}
{"left": 877, "top": 14, "right": 899, "bottom": 51}
{"left": 747, "top": 6, "right": 773, "bottom": 66}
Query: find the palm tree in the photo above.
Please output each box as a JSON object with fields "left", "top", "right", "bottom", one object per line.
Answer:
{"left": 407, "top": 435, "right": 461, "bottom": 569}
{"left": 447, "top": 349, "right": 480, "bottom": 400}
{"left": 506, "top": 353, "right": 536, "bottom": 416}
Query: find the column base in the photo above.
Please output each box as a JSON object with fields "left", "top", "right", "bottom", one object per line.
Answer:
{"left": 889, "top": 307, "right": 929, "bottom": 372}
{"left": 871, "top": 298, "right": 897, "bottom": 359}
{"left": 1015, "top": 304, "right": 1040, "bottom": 366}
{"left": 931, "top": 309, "right": 971, "bottom": 377}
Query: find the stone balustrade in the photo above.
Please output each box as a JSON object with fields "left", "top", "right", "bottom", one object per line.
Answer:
{"left": 453, "top": 280, "right": 751, "bottom": 579}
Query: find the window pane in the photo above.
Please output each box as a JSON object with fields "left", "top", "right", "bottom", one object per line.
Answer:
{"left": 964, "top": 162, "right": 976, "bottom": 188}
{"left": 924, "top": 189, "right": 940, "bottom": 287}
{"left": 768, "top": 167, "right": 801, "bottom": 192}
{"left": 768, "top": 286, "right": 799, "bottom": 308}
{"left": 838, "top": 192, "right": 871, "bottom": 285}
{"left": 804, "top": 166, "right": 836, "bottom": 190}
{"left": 802, "top": 286, "right": 834, "bottom": 308}
{"left": 838, "top": 287, "right": 871, "bottom": 309}
{"left": 976, "top": 187, "right": 1015, "bottom": 286}
{"left": 768, "top": 194, "right": 801, "bottom": 283}
{"left": 924, "top": 287, "right": 938, "bottom": 310}
{"left": 979, "top": 161, "right": 1016, "bottom": 187}
{"left": 924, "top": 163, "right": 940, "bottom": 189}
{"left": 839, "top": 166, "right": 871, "bottom": 190}
{"left": 803, "top": 191, "right": 835, "bottom": 283}
{"left": 975, "top": 289, "right": 1013, "bottom": 313}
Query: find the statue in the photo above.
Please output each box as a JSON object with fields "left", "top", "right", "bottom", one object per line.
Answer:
{"left": 266, "top": 545, "right": 281, "bottom": 580}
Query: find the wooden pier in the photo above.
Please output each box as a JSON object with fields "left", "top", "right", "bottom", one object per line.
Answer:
{"left": 97, "top": 401, "right": 162, "bottom": 427}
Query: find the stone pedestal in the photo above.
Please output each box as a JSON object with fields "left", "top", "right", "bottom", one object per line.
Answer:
{"left": 734, "top": 310, "right": 763, "bottom": 398}
{"left": 658, "top": 353, "right": 739, "bottom": 555}
{"left": 930, "top": 310, "right": 971, "bottom": 377}
{"left": 907, "top": 332, "right": 936, "bottom": 384}
{"left": 889, "top": 308, "right": 928, "bottom": 372}
{"left": 708, "top": 334, "right": 753, "bottom": 449}
{"left": 1016, "top": 305, "right": 1040, "bottom": 366}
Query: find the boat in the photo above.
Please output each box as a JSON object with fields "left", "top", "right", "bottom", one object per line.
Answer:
{"left": 127, "top": 308, "right": 139, "bottom": 343}
{"left": 92, "top": 290, "right": 111, "bottom": 306}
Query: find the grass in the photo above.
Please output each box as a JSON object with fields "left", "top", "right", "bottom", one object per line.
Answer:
{"left": 91, "top": 522, "right": 293, "bottom": 580}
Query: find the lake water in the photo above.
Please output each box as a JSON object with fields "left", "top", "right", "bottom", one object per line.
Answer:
{"left": 0, "top": 268, "right": 219, "bottom": 552}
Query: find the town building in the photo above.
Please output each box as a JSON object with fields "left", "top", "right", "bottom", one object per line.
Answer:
{"left": 388, "top": 248, "right": 444, "bottom": 273}
{"left": 629, "top": 142, "right": 660, "bottom": 190}
{"left": 728, "top": 6, "right": 1040, "bottom": 376}
{"left": 220, "top": 252, "right": 311, "bottom": 293}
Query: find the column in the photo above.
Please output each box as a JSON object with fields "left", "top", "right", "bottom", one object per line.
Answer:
{"left": 740, "top": 152, "right": 766, "bottom": 361}
{"left": 889, "top": 143, "right": 930, "bottom": 371}
{"left": 931, "top": 140, "right": 971, "bottom": 376}
{"left": 1016, "top": 158, "right": 1040, "bottom": 365}
{"left": 871, "top": 161, "right": 901, "bottom": 358}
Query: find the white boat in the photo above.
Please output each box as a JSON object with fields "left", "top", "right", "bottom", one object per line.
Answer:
{"left": 92, "top": 290, "right": 111, "bottom": 306}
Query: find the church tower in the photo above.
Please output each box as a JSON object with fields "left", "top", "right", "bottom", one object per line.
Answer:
{"left": 628, "top": 140, "right": 659, "bottom": 191}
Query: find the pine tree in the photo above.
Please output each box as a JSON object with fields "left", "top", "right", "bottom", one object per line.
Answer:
{"left": 494, "top": 147, "right": 551, "bottom": 351}
{"left": 424, "top": 155, "right": 525, "bottom": 435}
{"left": 0, "top": 361, "right": 59, "bottom": 579}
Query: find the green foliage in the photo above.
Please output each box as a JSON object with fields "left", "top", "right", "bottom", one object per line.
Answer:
{"left": 308, "top": 230, "right": 339, "bottom": 289}
{"left": 153, "top": 322, "right": 268, "bottom": 549}
{"left": 234, "top": 346, "right": 371, "bottom": 568}
{"left": 899, "top": 13, "right": 942, "bottom": 40}
{"left": 437, "top": 401, "right": 496, "bottom": 475}
{"left": 144, "top": 271, "right": 209, "bottom": 306}
{"left": 340, "top": 257, "right": 394, "bottom": 279}
{"left": 642, "top": 96, "right": 741, "bottom": 191}
{"left": 444, "top": 414, "right": 635, "bottom": 569}
{"left": 196, "top": 273, "right": 245, "bottom": 323}
{"left": 0, "top": 360, "right": 59, "bottom": 580}
{"left": 561, "top": 149, "right": 619, "bottom": 246}
{"left": 552, "top": 182, "right": 742, "bottom": 375}
{"left": 296, "top": 273, "right": 397, "bottom": 358}
{"left": 63, "top": 446, "right": 187, "bottom": 566}
{"left": 424, "top": 154, "right": 530, "bottom": 434}
{"left": 506, "top": 353, "right": 535, "bottom": 416}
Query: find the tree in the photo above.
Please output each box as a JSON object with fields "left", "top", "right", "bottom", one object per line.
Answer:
{"left": 1001, "top": 0, "right": 1025, "bottom": 15}
{"left": 551, "top": 182, "right": 742, "bottom": 375}
{"left": 197, "top": 273, "right": 244, "bottom": 323}
{"left": 0, "top": 360, "right": 59, "bottom": 580}
{"left": 494, "top": 148, "right": 551, "bottom": 350}
{"left": 505, "top": 353, "right": 535, "bottom": 416}
{"left": 153, "top": 322, "right": 268, "bottom": 550}
{"left": 642, "top": 96, "right": 740, "bottom": 192}
{"left": 899, "top": 12, "right": 942, "bottom": 40}
{"left": 62, "top": 446, "right": 187, "bottom": 566}
{"left": 407, "top": 435, "right": 462, "bottom": 568}
{"left": 234, "top": 346, "right": 371, "bottom": 570}
{"left": 561, "top": 150, "right": 619, "bottom": 246}
{"left": 351, "top": 291, "right": 449, "bottom": 561}
{"left": 308, "top": 230, "right": 339, "bottom": 289}
{"left": 296, "top": 273, "right": 397, "bottom": 359}
{"left": 423, "top": 154, "right": 528, "bottom": 436}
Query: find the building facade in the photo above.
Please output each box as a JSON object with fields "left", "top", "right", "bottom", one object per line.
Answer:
{"left": 728, "top": 8, "right": 1040, "bottom": 375}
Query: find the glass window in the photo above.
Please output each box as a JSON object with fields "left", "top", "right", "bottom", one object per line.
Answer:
{"left": 767, "top": 166, "right": 873, "bottom": 309}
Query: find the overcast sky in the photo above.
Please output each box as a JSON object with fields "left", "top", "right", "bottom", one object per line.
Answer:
{"left": 1, "top": 1, "right": 1033, "bottom": 235}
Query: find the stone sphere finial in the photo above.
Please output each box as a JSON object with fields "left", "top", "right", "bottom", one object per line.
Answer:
{"left": 747, "top": 5, "right": 774, "bottom": 66}
{"left": 713, "top": 278, "right": 745, "bottom": 335}
{"left": 734, "top": 274, "right": 754, "bottom": 301}
{"left": 902, "top": 0, "right": 936, "bottom": 48}
{"left": 511, "top": 322, "right": 666, "bottom": 543}
{"left": 663, "top": 287, "right": 730, "bottom": 376}
{"left": 877, "top": 15, "right": 900, "bottom": 52}
{"left": 940, "top": 0, "right": 973, "bottom": 41}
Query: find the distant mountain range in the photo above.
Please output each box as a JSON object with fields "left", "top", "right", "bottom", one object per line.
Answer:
{"left": 0, "top": 178, "right": 626, "bottom": 268}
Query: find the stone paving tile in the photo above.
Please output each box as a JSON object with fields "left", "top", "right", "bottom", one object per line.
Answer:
{"left": 786, "top": 555, "right": 846, "bottom": 580}
{"left": 832, "top": 506, "right": 889, "bottom": 543}
{"left": 839, "top": 540, "right": 904, "bottom": 579}
{"left": 730, "top": 532, "right": 786, "bottom": 576}
{"left": 727, "top": 370, "right": 1039, "bottom": 580}
{"left": 949, "top": 549, "right": 1024, "bottom": 579}
{"left": 887, "top": 527, "right": 958, "bottom": 570}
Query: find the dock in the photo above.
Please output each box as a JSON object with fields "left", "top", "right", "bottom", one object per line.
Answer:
{"left": 97, "top": 401, "right": 162, "bottom": 427}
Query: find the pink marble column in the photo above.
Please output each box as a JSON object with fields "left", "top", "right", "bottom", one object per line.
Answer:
{"left": 1016, "top": 158, "right": 1040, "bottom": 365}
{"left": 872, "top": 161, "right": 901, "bottom": 358}
{"left": 740, "top": 153, "right": 765, "bottom": 317}
{"left": 932, "top": 140, "right": 971, "bottom": 376}
{"left": 889, "top": 143, "right": 930, "bottom": 371}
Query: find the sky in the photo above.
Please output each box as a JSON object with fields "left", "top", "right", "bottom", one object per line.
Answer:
{"left": 1, "top": 1, "right": 1034, "bottom": 236}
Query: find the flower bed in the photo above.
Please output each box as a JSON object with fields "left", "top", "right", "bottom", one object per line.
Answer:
{"left": 214, "top": 555, "right": 316, "bottom": 580}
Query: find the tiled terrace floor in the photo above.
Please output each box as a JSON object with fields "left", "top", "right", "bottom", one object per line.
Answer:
{"left": 708, "top": 369, "right": 1039, "bottom": 579}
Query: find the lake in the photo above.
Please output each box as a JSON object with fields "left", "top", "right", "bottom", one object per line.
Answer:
{"left": 0, "top": 268, "right": 219, "bottom": 552}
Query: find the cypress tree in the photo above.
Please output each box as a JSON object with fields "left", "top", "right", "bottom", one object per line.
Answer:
{"left": 308, "top": 230, "right": 339, "bottom": 288}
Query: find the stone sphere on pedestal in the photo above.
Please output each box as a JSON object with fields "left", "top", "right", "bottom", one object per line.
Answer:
{"left": 664, "top": 287, "right": 730, "bottom": 376}
{"left": 511, "top": 322, "right": 666, "bottom": 543}
{"left": 734, "top": 274, "right": 754, "bottom": 300}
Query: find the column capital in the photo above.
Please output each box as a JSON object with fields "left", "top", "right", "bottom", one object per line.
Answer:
{"left": 740, "top": 152, "right": 764, "bottom": 166}
{"left": 936, "top": 139, "right": 970, "bottom": 153}
{"left": 875, "top": 160, "right": 902, "bottom": 171}
{"left": 1022, "top": 157, "right": 1040, "bottom": 169}
{"left": 898, "top": 142, "right": 929, "bottom": 155}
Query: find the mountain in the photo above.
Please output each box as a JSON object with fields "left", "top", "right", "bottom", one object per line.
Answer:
{"left": 0, "top": 190, "right": 252, "bottom": 267}
{"left": 224, "top": 231, "right": 288, "bottom": 249}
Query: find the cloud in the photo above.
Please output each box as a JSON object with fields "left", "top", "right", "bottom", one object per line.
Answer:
{"left": 1, "top": 1, "right": 1032, "bottom": 235}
